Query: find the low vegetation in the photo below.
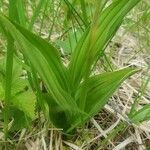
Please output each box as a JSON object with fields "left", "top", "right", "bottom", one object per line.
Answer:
{"left": 0, "top": 0, "right": 149, "bottom": 149}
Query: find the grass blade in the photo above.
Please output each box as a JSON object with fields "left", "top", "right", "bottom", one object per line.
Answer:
{"left": 130, "top": 104, "right": 150, "bottom": 123}
{"left": 28, "top": 0, "right": 46, "bottom": 30}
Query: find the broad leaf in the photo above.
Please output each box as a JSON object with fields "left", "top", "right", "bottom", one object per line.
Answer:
{"left": 0, "top": 14, "right": 80, "bottom": 124}
{"left": 0, "top": 57, "right": 36, "bottom": 129}
{"left": 12, "top": 91, "right": 36, "bottom": 119}
{"left": 8, "top": 19, "right": 68, "bottom": 91}
{"left": 69, "top": 0, "right": 141, "bottom": 92}
{"left": 84, "top": 68, "right": 139, "bottom": 115}
{"left": 66, "top": 68, "right": 139, "bottom": 133}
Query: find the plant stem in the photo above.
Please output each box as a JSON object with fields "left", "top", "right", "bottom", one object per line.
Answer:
{"left": 4, "top": 0, "right": 16, "bottom": 140}
{"left": 129, "top": 64, "right": 150, "bottom": 116}
{"left": 4, "top": 35, "right": 14, "bottom": 139}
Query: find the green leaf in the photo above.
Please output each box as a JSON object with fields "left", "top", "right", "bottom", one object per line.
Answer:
{"left": 42, "top": 93, "right": 72, "bottom": 131}
{"left": 0, "top": 14, "right": 80, "bottom": 125}
{"left": 0, "top": 57, "right": 29, "bottom": 96}
{"left": 0, "top": 83, "right": 4, "bottom": 100}
{"left": 8, "top": 19, "right": 69, "bottom": 91}
{"left": 12, "top": 91, "right": 36, "bottom": 119}
{"left": 0, "top": 56, "right": 36, "bottom": 130}
{"left": 0, "top": 0, "right": 141, "bottom": 134}
{"left": 67, "top": 68, "right": 139, "bottom": 133}
{"left": 10, "top": 107, "right": 32, "bottom": 130}
{"left": 69, "top": 0, "right": 141, "bottom": 92}
{"left": 84, "top": 68, "right": 139, "bottom": 115}
{"left": 130, "top": 104, "right": 150, "bottom": 124}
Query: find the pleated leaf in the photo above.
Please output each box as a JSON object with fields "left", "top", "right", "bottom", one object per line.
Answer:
{"left": 69, "top": 0, "right": 141, "bottom": 92}
{"left": 0, "top": 15, "right": 79, "bottom": 120}
{"left": 66, "top": 68, "right": 139, "bottom": 133}
{"left": 9, "top": 20, "right": 69, "bottom": 90}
